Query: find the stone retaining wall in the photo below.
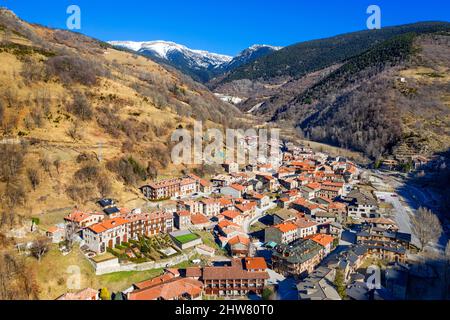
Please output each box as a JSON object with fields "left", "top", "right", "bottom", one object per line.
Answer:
{"left": 92, "top": 250, "right": 197, "bottom": 275}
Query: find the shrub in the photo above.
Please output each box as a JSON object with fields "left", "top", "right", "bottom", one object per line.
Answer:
{"left": 99, "top": 288, "right": 111, "bottom": 300}
{"left": 67, "top": 92, "right": 93, "bottom": 121}
{"left": 106, "top": 156, "right": 147, "bottom": 186}
{"left": 74, "top": 165, "right": 100, "bottom": 182}
{"left": 45, "top": 55, "right": 99, "bottom": 86}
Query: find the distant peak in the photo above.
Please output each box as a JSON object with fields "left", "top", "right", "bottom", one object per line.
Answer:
{"left": 248, "top": 44, "right": 283, "bottom": 51}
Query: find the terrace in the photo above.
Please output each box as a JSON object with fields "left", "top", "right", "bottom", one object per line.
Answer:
{"left": 107, "top": 234, "right": 182, "bottom": 263}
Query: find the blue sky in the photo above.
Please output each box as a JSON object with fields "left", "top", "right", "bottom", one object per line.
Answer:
{"left": 1, "top": 0, "right": 449, "bottom": 56}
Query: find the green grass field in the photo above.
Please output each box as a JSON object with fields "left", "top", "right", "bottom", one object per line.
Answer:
{"left": 175, "top": 233, "right": 200, "bottom": 244}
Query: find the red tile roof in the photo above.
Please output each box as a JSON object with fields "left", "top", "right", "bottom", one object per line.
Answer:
{"left": 64, "top": 211, "right": 92, "bottom": 223}
{"left": 88, "top": 217, "right": 129, "bottom": 234}
{"left": 230, "top": 184, "right": 246, "bottom": 191}
{"left": 275, "top": 222, "right": 298, "bottom": 233}
{"left": 128, "top": 278, "right": 203, "bottom": 300}
{"left": 134, "top": 273, "right": 175, "bottom": 290}
{"left": 202, "top": 259, "right": 269, "bottom": 281}
{"left": 235, "top": 202, "right": 256, "bottom": 213}
{"left": 244, "top": 257, "right": 268, "bottom": 270}
{"left": 222, "top": 210, "right": 241, "bottom": 220}
{"left": 306, "top": 234, "right": 334, "bottom": 247}
{"left": 57, "top": 288, "right": 98, "bottom": 300}
{"left": 190, "top": 214, "right": 209, "bottom": 225}
{"left": 176, "top": 210, "right": 190, "bottom": 217}
{"left": 295, "top": 218, "right": 318, "bottom": 229}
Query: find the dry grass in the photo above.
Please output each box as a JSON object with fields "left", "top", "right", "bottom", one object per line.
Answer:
{"left": 33, "top": 244, "right": 200, "bottom": 299}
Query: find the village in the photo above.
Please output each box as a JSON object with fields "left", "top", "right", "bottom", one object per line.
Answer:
{"left": 34, "top": 136, "right": 446, "bottom": 301}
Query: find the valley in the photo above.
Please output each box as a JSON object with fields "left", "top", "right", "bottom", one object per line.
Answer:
{"left": 0, "top": 6, "right": 449, "bottom": 303}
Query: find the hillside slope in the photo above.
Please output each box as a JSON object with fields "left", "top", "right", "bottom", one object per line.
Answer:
{"left": 212, "top": 22, "right": 450, "bottom": 160}
{"left": 272, "top": 33, "right": 450, "bottom": 159}
{"left": 216, "top": 22, "right": 450, "bottom": 83}
{"left": 111, "top": 41, "right": 281, "bottom": 83}
{"left": 0, "top": 8, "right": 240, "bottom": 225}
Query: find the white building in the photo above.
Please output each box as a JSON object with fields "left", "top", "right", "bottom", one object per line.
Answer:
{"left": 83, "top": 218, "right": 130, "bottom": 254}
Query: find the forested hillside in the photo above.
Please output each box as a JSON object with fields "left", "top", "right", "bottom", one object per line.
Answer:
{"left": 212, "top": 22, "right": 450, "bottom": 160}
{"left": 0, "top": 8, "right": 240, "bottom": 227}
{"left": 217, "top": 22, "right": 450, "bottom": 83}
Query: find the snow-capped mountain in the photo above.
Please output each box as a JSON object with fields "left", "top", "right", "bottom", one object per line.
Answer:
{"left": 109, "top": 40, "right": 232, "bottom": 69}
{"left": 108, "top": 40, "right": 282, "bottom": 82}
{"left": 222, "top": 44, "right": 283, "bottom": 72}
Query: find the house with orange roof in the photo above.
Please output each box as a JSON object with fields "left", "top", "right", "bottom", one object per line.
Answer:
{"left": 257, "top": 163, "right": 272, "bottom": 173}
{"left": 306, "top": 234, "right": 335, "bottom": 255}
{"left": 128, "top": 277, "right": 203, "bottom": 300}
{"left": 295, "top": 218, "right": 319, "bottom": 238}
{"left": 190, "top": 214, "right": 211, "bottom": 230}
{"left": 188, "top": 174, "right": 212, "bottom": 193}
{"left": 57, "top": 288, "right": 99, "bottom": 300}
{"left": 297, "top": 176, "right": 314, "bottom": 186}
{"left": 244, "top": 257, "right": 268, "bottom": 272}
{"left": 277, "top": 166, "right": 297, "bottom": 179}
{"left": 279, "top": 177, "right": 299, "bottom": 190}
{"left": 217, "top": 197, "right": 235, "bottom": 211}
{"left": 235, "top": 202, "right": 257, "bottom": 218}
{"left": 225, "top": 235, "right": 251, "bottom": 257}
{"left": 255, "top": 174, "right": 279, "bottom": 192}
{"left": 290, "top": 161, "right": 315, "bottom": 172}
{"left": 174, "top": 211, "right": 191, "bottom": 230}
{"left": 277, "top": 197, "right": 292, "bottom": 209}
{"left": 317, "top": 185, "right": 342, "bottom": 199}
{"left": 124, "top": 211, "right": 174, "bottom": 238}
{"left": 46, "top": 225, "right": 65, "bottom": 243}
{"left": 83, "top": 217, "right": 130, "bottom": 254}
{"left": 245, "top": 192, "right": 270, "bottom": 208}
{"left": 64, "top": 211, "right": 104, "bottom": 231}
{"left": 200, "top": 198, "right": 221, "bottom": 216}
{"left": 299, "top": 185, "right": 318, "bottom": 200}
{"left": 265, "top": 222, "right": 300, "bottom": 244}
{"left": 216, "top": 219, "right": 244, "bottom": 238}
{"left": 291, "top": 198, "right": 326, "bottom": 217}
{"left": 221, "top": 210, "right": 244, "bottom": 225}
{"left": 220, "top": 183, "right": 246, "bottom": 198}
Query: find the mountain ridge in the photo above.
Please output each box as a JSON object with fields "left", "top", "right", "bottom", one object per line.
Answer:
{"left": 109, "top": 40, "right": 282, "bottom": 82}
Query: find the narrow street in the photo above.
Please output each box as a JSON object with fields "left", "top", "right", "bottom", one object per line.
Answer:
{"left": 373, "top": 171, "right": 448, "bottom": 251}
{"left": 243, "top": 201, "right": 277, "bottom": 234}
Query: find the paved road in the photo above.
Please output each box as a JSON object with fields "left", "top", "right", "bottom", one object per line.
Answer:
{"left": 373, "top": 170, "right": 448, "bottom": 251}
{"left": 274, "top": 276, "right": 298, "bottom": 300}
{"left": 243, "top": 201, "right": 277, "bottom": 233}
{"left": 374, "top": 191, "right": 420, "bottom": 248}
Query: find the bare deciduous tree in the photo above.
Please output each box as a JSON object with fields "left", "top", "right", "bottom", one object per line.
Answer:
{"left": 30, "top": 237, "right": 50, "bottom": 262}
{"left": 67, "top": 122, "right": 82, "bottom": 141}
{"left": 53, "top": 158, "right": 61, "bottom": 175}
{"left": 26, "top": 168, "right": 40, "bottom": 191}
{"left": 39, "top": 157, "right": 52, "bottom": 178}
{"left": 97, "top": 175, "right": 112, "bottom": 198}
{"left": 0, "top": 144, "right": 25, "bottom": 183}
{"left": 0, "top": 252, "right": 39, "bottom": 300}
{"left": 411, "top": 207, "right": 442, "bottom": 250}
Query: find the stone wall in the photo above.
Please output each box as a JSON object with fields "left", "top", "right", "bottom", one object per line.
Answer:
{"left": 92, "top": 250, "right": 197, "bottom": 275}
